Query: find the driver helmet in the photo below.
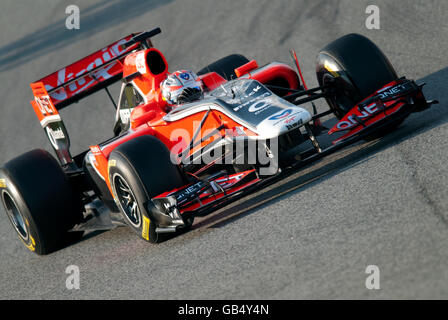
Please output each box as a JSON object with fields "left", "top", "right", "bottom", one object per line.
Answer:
{"left": 161, "top": 70, "right": 203, "bottom": 108}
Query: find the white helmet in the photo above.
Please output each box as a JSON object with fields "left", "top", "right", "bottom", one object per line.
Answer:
{"left": 161, "top": 70, "right": 203, "bottom": 107}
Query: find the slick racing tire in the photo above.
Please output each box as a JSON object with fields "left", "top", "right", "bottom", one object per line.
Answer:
{"left": 108, "top": 135, "right": 186, "bottom": 243}
{"left": 316, "top": 33, "right": 399, "bottom": 119}
{"left": 0, "top": 149, "right": 83, "bottom": 255}
{"left": 198, "top": 54, "right": 250, "bottom": 80}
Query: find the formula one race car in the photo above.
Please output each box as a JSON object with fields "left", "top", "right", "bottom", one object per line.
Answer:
{"left": 0, "top": 27, "right": 437, "bottom": 254}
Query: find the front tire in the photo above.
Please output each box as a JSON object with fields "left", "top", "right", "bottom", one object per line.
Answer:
{"left": 316, "top": 33, "right": 398, "bottom": 119}
{"left": 108, "top": 135, "right": 186, "bottom": 243}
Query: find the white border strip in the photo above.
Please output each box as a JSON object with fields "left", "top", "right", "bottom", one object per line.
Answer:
{"left": 40, "top": 114, "right": 62, "bottom": 127}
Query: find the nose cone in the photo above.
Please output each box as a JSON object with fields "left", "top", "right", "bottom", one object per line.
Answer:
{"left": 256, "top": 107, "right": 311, "bottom": 139}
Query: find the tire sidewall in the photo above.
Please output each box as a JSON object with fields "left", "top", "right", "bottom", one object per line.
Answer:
{"left": 0, "top": 170, "right": 45, "bottom": 254}
{"left": 108, "top": 152, "right": 160, "bottom": 243}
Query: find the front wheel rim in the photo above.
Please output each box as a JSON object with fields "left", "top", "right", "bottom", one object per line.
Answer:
{"left": 113, "top": 173, "right": 142, "bottom": 228}
{"left": 322, "top": 73, "right": 357, "bottom": 118}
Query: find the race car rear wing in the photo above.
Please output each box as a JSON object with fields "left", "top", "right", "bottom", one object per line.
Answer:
{"left": 29, "top": 28, "right": 162, "bottom": 167}
{"left": 31, "top": 27, "right": 161, "bottom": 110}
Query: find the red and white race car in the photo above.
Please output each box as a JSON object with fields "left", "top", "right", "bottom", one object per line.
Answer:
{"left": 0, "top": 28, "right": 437, "bottom": 254}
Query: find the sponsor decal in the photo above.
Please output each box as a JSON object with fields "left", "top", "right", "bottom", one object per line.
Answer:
{"left": 283, "top": 116, "right": 297, "bottom": 124}
{"left": 376, "top": 85, "right": 393, "bottom": 93}
{"left": 336, "top": 82, "right": 411, "bottom": 131}
{"left": 21, "top": 231, "right": 36, "bottom": 252}
{"left": 377, "top": 84, "right": 406, "bottom": 99}
{"left": 42, "top": 37, "right": 129, "bottom": 102}
{"left": 268, "top": 109, "right": 293, "bottom": 120}
{"left": 248, "top": 99, "right": 272, "bottom": 114}
{"left": 176, "top": 182, "right": 203, "bottom": 203}
{"left": 108, "top": 159, "right": 116, "bottom": 167}
{"left": 286, "top": 119, "right": 303, "bottom": 131}
{"left": 48, "top": 127, "right": 65, "bottom": 140}
{"left": 179, "top": 73, "right": 190, "bottom": 81}
{"left": 27, "top": 235, "right": 36, "bottom": 252}
{"left": 141, "top": 215, "right": 151, "bottom": 241}
{"left": 35, "top": 95, "right": 54, "bottom": 116}
{"left": 247, "top": 85, "right": 263, "bottom": 99}
{"left": 215, "top": 173, "right": 246, "bottom": 189}
{"left": 336, "top": 104, "right": 379, "bottom": 130}
{"left": 46, "top": 127, "right": 65, "bottom": 151}
{"left": 237, "top": 85, "right": 261, "bottom": 101}
{"left": 120, "top": 109, "right": 131, "bottom": 124}
{"left": 233, "top": 91, "right": 271, "bottom": 112}
{"left": 248, "top": 101, "right": 269, "bottom": 113}
{"left": 0, "top": 179, "right": 6, "bottom": 188}
{"left": 268, "top": 110, "right": 305, "bottom": 127}
{"left": 135, "top": 52, "right": 148, "bottom": 74}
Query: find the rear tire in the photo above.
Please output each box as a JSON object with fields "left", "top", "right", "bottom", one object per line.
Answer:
{"left": 108, "top": 135, "right": 186, "bottom": 243}
{"left": 0, "top": 150, "right": 83, "bottom": 255}
{"left": 198, "top": 54, "right": 250, "bottom": 80}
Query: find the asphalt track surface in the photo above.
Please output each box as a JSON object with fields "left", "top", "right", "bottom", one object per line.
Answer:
{"left": 0, "top": 0, "right": 447, "bottom": 299}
